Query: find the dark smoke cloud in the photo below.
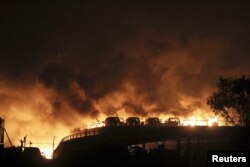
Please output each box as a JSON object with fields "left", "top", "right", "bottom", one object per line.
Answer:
{"left": 123, "top": 102, "right": 148, "bottom": 117}
{"left": 1, "top": 1, "right": 250, "bottom": 121}
{"left": 38, "top": 63, "right": 98, "bottom": 116}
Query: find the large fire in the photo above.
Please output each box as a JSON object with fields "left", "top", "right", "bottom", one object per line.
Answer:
{"left": 0, "top": 81, "right": 226, "bottom": 159}
{"left": 3, "top": 110, "right": 223, "bottom": 160}
{"left": 40, "top": 147, "right": 53, "bottom": 159}
{"left": 33, "top": 113, "right": 221, "bottom": 159}
{"left": 83, "top": 114, "right": 221, "bottom": 128}
{"left": 1, "top": 0, "right": 249, "bottom": 160}
{"left": 182, "top": 116, "right": 219, "bottom": 126}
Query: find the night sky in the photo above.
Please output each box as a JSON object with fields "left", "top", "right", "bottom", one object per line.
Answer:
{"left": 1, "top": 1, "right": 250, "bottom": 147}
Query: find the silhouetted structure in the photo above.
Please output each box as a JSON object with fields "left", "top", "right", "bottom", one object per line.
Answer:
{"left": 0, "top": 118, "right": 4, "bottom": 165}
{"left": 0, "top": 118, "right": 4, "bottom": 153}
{"left": 53, "top": 126, "right": 250, "bottom": 167}
{"left": 1, "top": 146, "right": 46, "bottom": 167}
{"left": 104, "top": 117, "right": 121, "bottom": 126}
{"left": 145, "top": 117, "right": 161, "bottom": 126}
{"left": 2, "top": 118, "right": 250, "bottom": 167}
{"left": 126, "top": 117, "right": 141, "bottom": 126}
{"left": 165, "top": 117, "right": 181, "bottom": 126}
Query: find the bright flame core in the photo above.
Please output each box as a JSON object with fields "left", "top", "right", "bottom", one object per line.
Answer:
{"left": 182, "top": 116, "right": 219, "bottom": 126}
{"left": 36, "top": 114, "right": 221, "bottom": 159}
{"left": 40, "top": 147, "right": 53, "bottom": 159}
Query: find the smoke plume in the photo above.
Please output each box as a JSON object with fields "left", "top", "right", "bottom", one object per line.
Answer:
{"left": 0, "top": 1, "right": 250, "bottom": 147}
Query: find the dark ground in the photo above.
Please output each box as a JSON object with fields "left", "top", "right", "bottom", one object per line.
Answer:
{"left": 1, "top": 139, "right": 250, "bottom": 167}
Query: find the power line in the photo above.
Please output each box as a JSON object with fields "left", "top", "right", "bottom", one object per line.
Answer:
{"left": 30, "top": 142, "right": 60, "bottom": 145}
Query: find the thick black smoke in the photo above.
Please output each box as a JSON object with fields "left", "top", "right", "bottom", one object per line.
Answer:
{"left": 38, "top": 62, "right": 98, "bottom": 116}
{"left": 1, "top": 1, "right": 250, "bottom": 120}
{"left": 123, "top": 102, "right": 148, "bottom": 117}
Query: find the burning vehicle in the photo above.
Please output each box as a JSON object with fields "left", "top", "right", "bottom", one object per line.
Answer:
{"left": 104, "top": 117, "right": 121, "bottom": 127}
{"left": 126, "top": 117, "right": 141, "bottom": 126}
{"left": 165, "top": 117, "right": 181, "bottom": 126}
{"left": 145, "top": 117, "right": 161, "bottom": 126}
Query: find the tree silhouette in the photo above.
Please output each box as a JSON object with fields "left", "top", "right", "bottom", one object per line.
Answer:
{"left": 207, "top": 75, "right": 250, "bottom": 126}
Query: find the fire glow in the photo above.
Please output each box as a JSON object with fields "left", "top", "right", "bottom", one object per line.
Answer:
{"left": 39, "top": 115, "right": 221, "bottom": 159}
{"left": 74, "top": 114, "right": 221, "bottom": 131}
{"left": 0, "top": 81, "right": 225, "bottom": 160}
{"left": 182, "top": 116, "right": 220, "bottom": 126}
{"left": 40, "top": 147, "right": 53, "bottom": 159}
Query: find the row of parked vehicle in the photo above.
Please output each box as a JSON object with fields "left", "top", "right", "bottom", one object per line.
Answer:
{"left": 104, "top": 117, "right": 181, "bottom": 127}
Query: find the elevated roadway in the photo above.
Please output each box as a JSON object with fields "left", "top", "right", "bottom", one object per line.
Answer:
{"left": 53, "top": 126, "right": 250, "bottom": 159}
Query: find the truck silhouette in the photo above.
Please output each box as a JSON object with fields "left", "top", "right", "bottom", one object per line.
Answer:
{"left": 165, "top": 117, "right": 180, "bottom": 126}
{"left": 145, "top": 117, "right": 161, "bottom": 126}
{"left": 126, "top": 117, "right": 140, "bottom": 126}
{"left": 104, "top": 117, "right": 121, "bottom": 126}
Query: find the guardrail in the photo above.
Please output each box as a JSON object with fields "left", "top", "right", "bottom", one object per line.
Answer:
{"left": 58, "top": 121, "right": 246, "bottom": 144}
{"left": 60, "top": 128, "right": 100, "bottom": 143}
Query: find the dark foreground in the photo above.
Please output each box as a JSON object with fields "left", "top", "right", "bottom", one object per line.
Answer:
{"left": 1, "top": 139, "right": 250, "bottom": 167}
{"left": 2, "top": 126, "right": 250, "bottom": 167}
{"left": 0, "top": 146, "right": 191, "bottom": 167}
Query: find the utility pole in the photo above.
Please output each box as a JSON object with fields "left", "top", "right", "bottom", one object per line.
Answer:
{"left": 0, "top": 118, "right": 4, "bottom": 153}
{"left": 52, "top": 136, "right": 56, "bottom": 152}
{"left": 4, "top": 128, "right": 13, "bottom": 147}
{"left": 29, "top": 141, "right": 33, "bottom": 147}
{"left": 20, "top": 135, "right": 27, "bottom": 150}
{"left": 1, "top": 118, "right": 13, "bottom": 148}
